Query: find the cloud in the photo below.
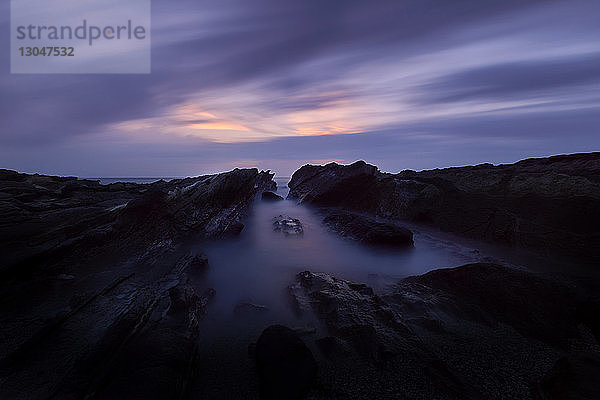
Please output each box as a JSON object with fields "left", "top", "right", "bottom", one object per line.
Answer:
{"left": 420, "top": 53, "right": 600, "bottom": 104}
{"left": 0, "top": 0, "right": 599, "bottom": 174}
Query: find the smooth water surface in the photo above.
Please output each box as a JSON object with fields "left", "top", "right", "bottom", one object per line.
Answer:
{"left": 197, "top": 177, "right": 485, "bottom": 328}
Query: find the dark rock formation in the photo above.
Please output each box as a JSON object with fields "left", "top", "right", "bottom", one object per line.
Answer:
{"left": 533, "top": 354, "right": 600, "bottom": 400}
{"left": 0, "top": 168, "right": 275, "bottom": 279}
{"left": 272, "top": 215, "right": 304, "bottom": 236}
{"left": 0, "top": 168, "right": 276, "bottom": 399}
{"left": 288, "top": 153, "right": 600, "bottom": 264}
{"left": 261, "top": 191, "right": 283, "bottom": 201}
{"left": 288, "top": 264, "right": 600, "bottom": 399}
{"left": 254, "top": 325, "right": 317, "bottom": 400}
{"left": 323, "top": 210, "right": 413, "bottom": 247}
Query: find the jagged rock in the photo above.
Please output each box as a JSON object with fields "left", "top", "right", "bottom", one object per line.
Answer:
{"left": 255, "top": 325, "right": 317, "bottom": 400}
{"left": 224, "top": 221, "right": 245, "bottom": 236}
{"left": 272, "top": 215, "right": 303, "bottom": 236}
{"left": 323, "top": 210, "right": 413, "bottom": 247}
{"left": 0, "top": 168, "right": 275, "bottom": 399}
{"left": 288, "top": 160, "right": 379, "bottom": 211}
{"left": 0, "top": 168, "right": 275, "bottom": 277}
{"left": 288, "top": 153, "right": 600, "bottom": 264}
{"left": 261, "top": 191, "right": 283, "bottom": 201}
{"left": 287, "top": 265, "right": 600, "bottom": 399}
{"left": 288, "top": 271, "right": 472, "bottom": 398}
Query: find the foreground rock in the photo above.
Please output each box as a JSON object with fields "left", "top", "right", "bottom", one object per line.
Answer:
{"left": 0, "top": 168, "right": 276, "bottom": 399}
{"left": 288, "top": 153, "right": 600, "bottom": 264}
{"left": 255, "top": 325, "right": 317, "bottom": 400}
{"left": 288, "top": 264, "right": 600, "bottom": 399}
{"left": 323, "top": 210, "right": 413, "bottom": 248}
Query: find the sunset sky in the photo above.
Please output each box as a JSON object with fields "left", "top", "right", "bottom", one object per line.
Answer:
{"left": 1, "top": 0, "right": 599, "bottom": 177}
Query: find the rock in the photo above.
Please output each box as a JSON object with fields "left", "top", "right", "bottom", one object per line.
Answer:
{"left": 399, "top": 262, "right": 579, "bottom": 345}
{"left": 288, "top": 160, "right": 380, "bottom": 212}
{"left": 534, "top": 354, "right": 600, "bottom": 400}
{"left": 315, "top": 336, "right": 351, "bottom": 359}
{"left": 576, "top": 299, "right": 600, "bottom": 344}
{"left": 255, "top": 325, "right": 317, "bottom": 400}
{"left": 168, "top": 283, "right": 215, "bottom": 333}
{"left": 287, "top": 265, "right": 600, "bottom": 399}
{"left": 234, "top": 302, "right": 269, "bottom": 315}
{"left": 224, "top": 221, "right": 245, "bottom": 236}
{"left": 336, "top": 324, "right": 379, "bottom": 360}
{"left": 188, "top": 254, "right": 209, "bottom": 273}
{"left": 0, "top": 168, "right": 276, "bottom": 399}
{"left": 288, "top": 153, "right": 600, "bottom": 264}
{"left": 291, "top": 326, "right": 317, "bottom": 336}
{"left": 0, "top": 167, "right": 276, "bottom": 278}
{"left": 261, "top": 191, "right": 283, "bottom": 201}
{"left": 288, "top": 271, "right": 471, "bottom": 399}
{"left": 272, "top": 215, "right": 303, "bottom": 236}
{"left": 323, "top": 211, "right": 413, "bottom": 247}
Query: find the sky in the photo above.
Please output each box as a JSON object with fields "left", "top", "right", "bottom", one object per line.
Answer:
{"left": 1, "top": 0, "right": 599, "bottom": 177}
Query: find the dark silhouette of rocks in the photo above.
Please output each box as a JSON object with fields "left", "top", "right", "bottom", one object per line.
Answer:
{"left": 533, "top": 354, "right": 600, "bottom": 400}
{"left": 261, "top": 191, "right": 284, "bottom": 201}
{"left": 0, "top": 168, "right": 275, "bottom": 399}
{"left": 323, "top": 210, "right": 413, "bottom": 248}
{"left": 0, "top": 168, "right": 275, "bottom": 279}
{"left": 254, "top": 325, "right": 317, "bottom": 400}
{"left": 288, "top": 264, "right": 600, "bottom": 399}
{"left": 1, "top": 154, "right": 599, "bottom": 399}
{"left": 288, "top": 152, "right": 600, "bottom": 264}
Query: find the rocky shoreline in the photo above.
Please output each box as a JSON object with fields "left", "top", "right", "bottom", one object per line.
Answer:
{"left": 288, "top": 152, "right": 600, "bottom": 265}
{"left": 1, "top": 153, "right": 599, "bottom": 399}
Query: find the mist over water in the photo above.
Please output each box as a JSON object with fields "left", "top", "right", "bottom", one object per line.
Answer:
{"left": 194, "top": 177, "right": 485, "bottom": 334}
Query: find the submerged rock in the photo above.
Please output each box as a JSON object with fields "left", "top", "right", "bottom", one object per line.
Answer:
{"left": 272, "top": 215, "right": 304, "bottom": 236}
{"left": 323, "top": 210, "right": 413, "bottom": 247}
{"left": 255, "top": 325, "right": 317, "bottom": 400}
{"left": 261, "top": 191, "right": 283, "bottom": 201}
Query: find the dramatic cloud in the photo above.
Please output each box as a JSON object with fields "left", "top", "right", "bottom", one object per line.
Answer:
{"left": 0, "top": 0, "right": 598, "bottom": 175}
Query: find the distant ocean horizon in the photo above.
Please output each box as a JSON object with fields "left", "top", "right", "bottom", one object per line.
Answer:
{"left": 91, "top": 176, "right": 291, "bottom": 186}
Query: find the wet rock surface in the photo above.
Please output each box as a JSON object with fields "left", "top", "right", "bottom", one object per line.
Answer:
{"left": 288, "top": 153, "right": 600, "bottom": 264}
{"left": 322, "top": 210, "right": 413, "bottom": 248}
